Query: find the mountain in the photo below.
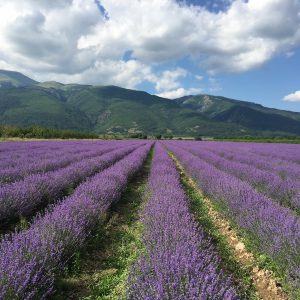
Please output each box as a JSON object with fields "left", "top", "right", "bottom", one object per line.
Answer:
{"left": 0, "top": 70, "right": 37, "bottom": 88}
{"left": 175, "top": 95, "right": 300, "bottom": 136}
{"left": 0, "top": 70, "right": 300, "bottom": 137}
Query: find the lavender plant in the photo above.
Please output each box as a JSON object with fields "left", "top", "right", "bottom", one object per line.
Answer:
{"left": 128, "top": 143, "right": 239, "bottom": 299}
{"left": 173, "top": 141, "right": 300, "bottom": 211}
{"left": 0, "top": 144, "right": 112, "bottom": 184}
{"left": 0, "top": 142, "right": 143, "bottom": 226}
{"left": 165, "top": 142, "right": 300, "bottom": 289}
{"left": 0, "top": 143, "right": 151, "bottom": 299}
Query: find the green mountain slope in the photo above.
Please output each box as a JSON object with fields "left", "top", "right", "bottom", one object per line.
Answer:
{"left": 0, "top": 86, "right": 92, "bottom": 131}
{"left": 0, "top": 70, "right": 300, "bottom": 136}
{"left": 176, "top": 94, "right": 300, "bottom": 135}
{"left": 65, "top": 85, "right": 244, "bottom": 136}
{"left": 0, "top": 70, "right": 37, "bottom": 88}
{"left": 213, "top": 106, "right": 300, "bottom": 135}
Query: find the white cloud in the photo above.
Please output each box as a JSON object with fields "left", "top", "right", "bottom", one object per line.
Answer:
{"left": 147, "top": 68, "right": 203, "bottom": 99}
{"left": 196, "top": 75, "right": 204, "bottom": 80}
{"left": 149, "top": 68, "right": 187, "bottom": 92}
{"left": 283, "top": 91, "right": 300, "bottom": 102}
{"left": 39, "top": 59, "right": 153, "bottom": 88}
{"left": 0, "top": 0, "right": 299, "bottom": 88}
{"left": 157, "top": 87, "right": 203, "bottom": 99}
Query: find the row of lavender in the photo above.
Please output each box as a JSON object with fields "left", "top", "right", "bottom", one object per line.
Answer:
{"left": 128, "top": 143, "right": 239, "bottom": 299}
{"left": 202, "top": 141, "right": 300, "bottom": 181}
{"left": 172, "top": 141, "right": 300, "bottom": 212}
{"left": 211, "top": 145, "right": 300, "bottom": 181}
{"left": 242, "top": 142, "right": 300, "bottom": 164}
{"left": 0, "top": 141, "right": 145, "bottom": 227}
{"left": 0, "top": 142, "right": 152, "bottom": 299}
{"left": 164, "top": 141, "right": 300, "bottom": 290}
{"left": 0, "top": 140, "right": 106, "bottom": 167}
{"left": 210, "top": 141, "right": 300, "bottom": 164}
{"left": 0, "top": 140, "right": 131, "bottom": 183}
{"left": 0, "top": 142, "right": 108, "bottom": 184}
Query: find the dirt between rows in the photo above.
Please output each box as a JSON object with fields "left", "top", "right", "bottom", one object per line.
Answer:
{"left": 173, "top": 156, "right": 288, "bottom": 300}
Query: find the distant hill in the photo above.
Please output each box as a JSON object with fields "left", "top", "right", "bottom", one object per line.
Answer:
{"left": 0, "top": 70, "right": 300, "bottom": 137}
{"left": 0, "top": 70, "right": 37, "bottom": 88}
{"left": 175, "top": 95, "right": 300, "bottom": 136}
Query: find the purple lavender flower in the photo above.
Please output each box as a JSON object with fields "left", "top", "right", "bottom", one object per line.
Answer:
{"left": 0, "top": 141, "right": 146, "bottom": 226}
{"left": 0, "top": 142, "right": 152, "bottom": 299}
{"left": 164, "top": 141, "right": 300, "bottom": 289}
{"left": 128, "top": 143, "right": 239, "bottom": 299}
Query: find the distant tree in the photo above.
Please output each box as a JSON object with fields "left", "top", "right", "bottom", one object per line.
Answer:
{"left": 163, "top": 135, "right": 173, "bottom": 140}
{"left": 155, "top": 134, "right": 162, "bottom": 140}
{"left": 128, "top": 133, "right": 148, "bottom": 139}
{"left": 0, "top": 125, "right": 19, "bottom": 137}
{"left": 0, "top": 125, "right": 98, "bottom": 139}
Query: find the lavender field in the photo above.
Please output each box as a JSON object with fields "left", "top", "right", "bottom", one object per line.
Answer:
{"left": 0, "top": 139, "right": 299, "bottom": 299}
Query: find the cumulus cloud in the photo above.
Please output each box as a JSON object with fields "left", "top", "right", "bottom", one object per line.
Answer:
{"left": 149, "top": 68, "right": 188, "bottom": 92}
{"left": 0, "top": 0, "right": 299, "bottom": 89}
{"left": 37, "top": 59, "right": 153, "bottom": 88}
{"left": 157, "top": 87, "right": 203, "bottom": 99}
{"left": 283, "top": 91, "right": 300, "bottom": 102}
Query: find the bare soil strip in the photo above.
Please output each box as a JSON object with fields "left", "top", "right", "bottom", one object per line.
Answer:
{"left": 170, "top": 152, "right": 288, "bottom": 300}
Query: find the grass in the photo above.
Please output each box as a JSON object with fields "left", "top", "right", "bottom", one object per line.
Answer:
{"left": 54, "top": 148, "right": 153, "bottom": 300}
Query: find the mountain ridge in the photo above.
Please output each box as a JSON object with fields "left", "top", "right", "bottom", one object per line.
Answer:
{"left": 0, "top": 69, "right": 38, "bottom": 88}
{"left": 0, "top": 69, "right": 300, "bottom": 136}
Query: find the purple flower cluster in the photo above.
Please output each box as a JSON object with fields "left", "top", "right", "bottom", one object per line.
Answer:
{"left": 0, "top": 142, "right": 113, "bottom": 184}
{"left": 250, "top": 142, "right": 300, "bottom": 164}
{"left": 0, "top": 140, "right": 104, "bottom": 169}
{"left": 165, "top": 142, "right": 300, "bottom": 288}
{"left": 0, "top": 143, "right": 151, "bottom": 299}
{"left": 212, "top": 146, "right": 300, "bottom": 181}
{"left": 128, "top": 143, "right": 239, "bottom": 299}
{"left": 201, "top": 141, "right": 300, "bottom": 164}
{"left": 0, "top": 142, "right": 143, "bottom": 226}
{"left": 179, "top": 143, "right": 300, "bottom": 211}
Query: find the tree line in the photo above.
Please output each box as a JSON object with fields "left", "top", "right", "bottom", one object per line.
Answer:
{"left": 0, "top": 125, "right": 98, "bottom": 139}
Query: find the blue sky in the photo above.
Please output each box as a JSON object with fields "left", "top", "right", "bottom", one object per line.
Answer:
{"left": 179, "top": 0, "right": 234, "bottom": 12}
{"left": 138, "top": 46, "right": 300, "bottom": 111}
{"left": 0, "top": 0, "right": 299, "bottom": 111}
{"left": 136, "top": 0, "right": 300, "bottom": 112}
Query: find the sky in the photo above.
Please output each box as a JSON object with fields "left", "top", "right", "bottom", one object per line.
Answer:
{"left": 0, "top": 0, "right": 299, "bottom": 111}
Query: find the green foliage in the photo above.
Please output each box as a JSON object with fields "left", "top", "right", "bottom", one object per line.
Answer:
{"left": 163, "top": 135, "right": 173, "bottom": 139}
{"left": 128, "top": 133, "right": 148, "bottom": 139}
{"left": 0, "top": 125, "right": 97, "bottom": 139}
{"left": 15, "top": 217, "right": 30, "bottom": 232}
